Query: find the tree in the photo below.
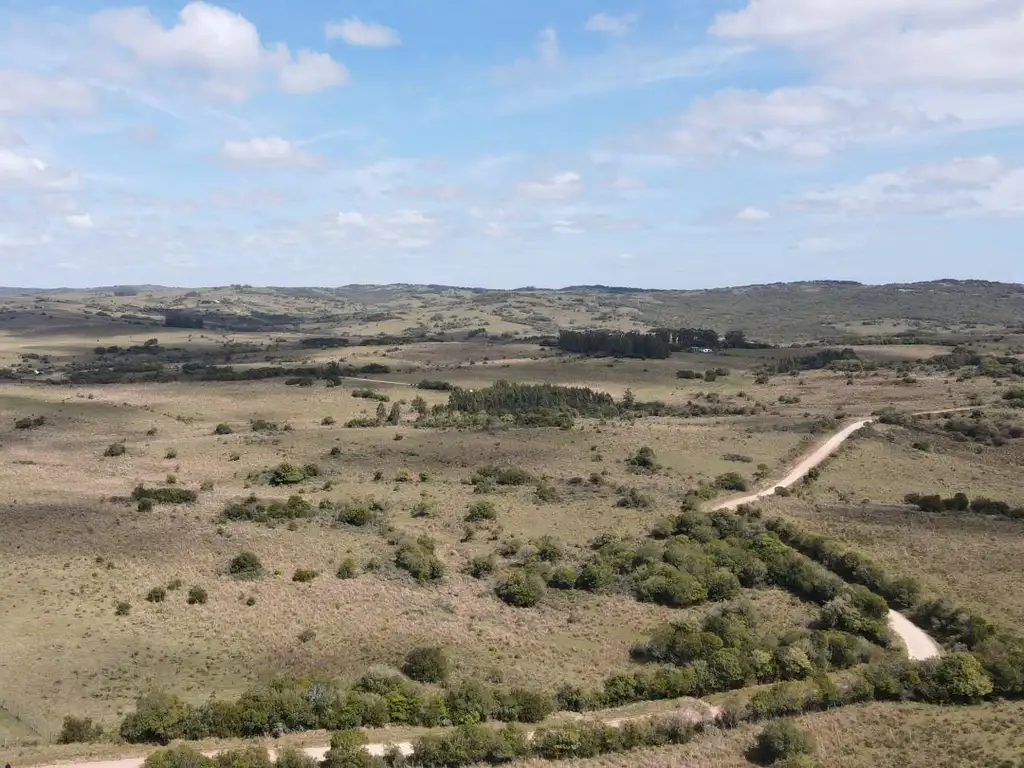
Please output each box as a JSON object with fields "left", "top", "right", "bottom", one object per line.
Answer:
{"left": 375, "top": 401, "right": 387, "bottom": 425}
{"left": 754, "top": 720, "right": 813, "bottom": 765}
{"left": 932, "top": 652, "right": 994, "bottom": 702}
{"left": 411, "top": 395, "right": 428, "bottom": 416}
{"left": 402, "top": 646, "right": 450, "bottom": 683}
{"left": 496, "top": 571, "right": 546, "bottom": 607}
{"left": 387, "top": 402, "right": 402, "bottom": 425}
{"left": 621, "top": 388, "right": 636, "bottom": 409}
{"left": 724, "top": 330, "right": 747, "bottom": 349}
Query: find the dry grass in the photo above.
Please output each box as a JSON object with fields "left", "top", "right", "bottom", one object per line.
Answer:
{"left": 0, "top": 377, "right": 815, "bottom": 738}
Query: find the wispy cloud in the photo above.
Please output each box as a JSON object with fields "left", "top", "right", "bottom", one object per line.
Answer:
{"left": 326, "top": 18, "right": 401, "bottom": 47}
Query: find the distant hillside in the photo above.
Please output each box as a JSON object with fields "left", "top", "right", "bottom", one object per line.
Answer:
{"left": 2, "top": 279, "right": 1022, "bottom": 340}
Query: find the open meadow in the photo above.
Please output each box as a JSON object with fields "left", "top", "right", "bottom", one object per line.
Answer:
{"left": 1, "top": 282, "right": 1024, "bottom": 767}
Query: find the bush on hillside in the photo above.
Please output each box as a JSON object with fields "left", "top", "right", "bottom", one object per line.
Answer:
{"left": 229, "top": 551, "right": 264, "bottom": 580}
{"left": 402, "top": 646, "right": 450, "bottom": 683}
{"left": 496, "top": 571, "right": 546, "bottom": 608}
{"left": 754, "top": 720, "right": 814, "bottom": 765}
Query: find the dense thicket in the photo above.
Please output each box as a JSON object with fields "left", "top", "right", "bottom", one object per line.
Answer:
{"left": 448, "top": 381, "right": 616, "bottom": 417}
{"left": 904, "top": 492, "right": 1024, "bottom": 520}
{"left": 556, "top": 330, "right": 672, "bottom": 358}
{"left": 761, "top": 348, "right": 860, "bottom": 374}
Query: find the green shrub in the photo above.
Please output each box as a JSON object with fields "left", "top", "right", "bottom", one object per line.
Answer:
{"left": 336, "top": 499, "right": 382, "bottom": 527}
{"left": 633, "top": 568, "right": 708, "bottom": 608}
{"left": 321, "top": 416, "right": 336, "bottom": 426}
{"left": 402, "top": 646, "right": 450, "bottom": 683}
{"left": 707, "top": 569, "right": 742, "bottom": 601}
{"left": 495, "top": 467, "right": 532, "bottom": 486}
{"left": 495, "top": 571, "right": 546, "bottom": 608}
{"left": 754, "top": 720, "right": 814, "bottom": 765}
{"left": 132, "top": 485, "right": 198, "bottom": 505}
{"left": 336, "top": 558, "right": 358, "bottom": 579}
{"left": 213, "top": 746, "right": 272, "bottom": 768}
{"left": 535, "top": 483, "right": 559, "bottom": 503}
{"left": 616, "top": 488, "right": 653, "bottom": 509}
{"left": 144, "top": 745, "right": 215, "bottom": 768}
{"left": 187, "top": 586, "right": 208, "bottom": 605}
{"left": 546, "top": 565, "right": 577, "bottom": 590}
{"left": 292, "top": 568, "right": 318, "bottom": 583}
{"left": 214, "top": 423, "right": 234, "bottom": 435}
{"left": 465, "top": 500, "right": 497, "bottom": 522}
{"left": 223, "top": 494, "right": 313, "bottom": 523}
{"left": 164, "top": 448, "right": 178, "bottom": 459}
{"left": 115, "top": 601, "right": 131, "bottom": 616}
{"left": 395, "top": 537, "right": 445, "bottom": 583}
{"left": 715, "top": 472, "right": 748, "bottom": 492}
{"left": 14, "top": 415, "right": 46, "bottom": 430}
{"left": 250, "top": 419, "right": 278, "bottom": 432}
{"left": 57, "top": 715, "right": 104, "bottom": 744}
{"left": 229, "top": 551, "right": 264, "bottom": 580}
{"left": 576, "top": 560, "right": 616, "bottom": 591}
{"left": 626, "top": 446, "right": 659, "bottom": 472}
{"left": 931, "top": 652, "right": 994, "bottom": 702}
{"left": 274, "top": 748, "right": 319, "bottom": 768}
{"left": 145, "top": 586, "right": 167, "bottom": 603}
{"left": 104, "top": 442, "right": 127, "bottom": 457}
{"left": 465, "top": 555, "right": 496, "bottom": 579}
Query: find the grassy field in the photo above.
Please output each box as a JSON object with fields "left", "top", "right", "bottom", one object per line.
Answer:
{"left": 1, "top": 282, "right": 1023, "bottom": 765}
{"left": 0, "top": 375, "right": 817, "bottom": 737}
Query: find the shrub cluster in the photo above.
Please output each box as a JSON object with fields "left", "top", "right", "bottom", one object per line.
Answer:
{"left": 352, "top": 389, "right": 390, "bottom": 402}
{"left": 739, "top": 507, "right": 1024, "bottom": 701}
{"left": 333, "top": 498, "right": 388, "bottom": 528}
{"left": 412, "top": 714, "right": 695, "bottom": 766}
{"left": 395, "top": 536, "right": 444, "bottom": 583}
{"left": 116, "top": 674, "right": 553, "bottom": 744}
{"left": 904, "top": 492, "right": 1024, "bottom": 521}
{"left": 14, "top": 415, "right": 46, "bottom": 430}
{"left": 223, "top": 494, "right": 314, "bottom": 523}
{"left": 132, "top": 485, "right": 199, "bottom": 505}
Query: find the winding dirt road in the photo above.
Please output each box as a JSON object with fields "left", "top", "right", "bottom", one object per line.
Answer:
{"left": 30, "top": 411, "right": 957, "bottom": 768}
{"left": 712, "top": 412, "right": 950, "bottom": 662}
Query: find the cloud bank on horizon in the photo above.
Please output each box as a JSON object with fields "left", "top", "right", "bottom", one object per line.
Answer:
{"left": 1, "top": 0, "right": 1022, "bottom": 288}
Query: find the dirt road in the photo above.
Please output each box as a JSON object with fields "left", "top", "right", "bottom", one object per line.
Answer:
{"left": 712, "top": 414, "right": 946, "bottom": 663}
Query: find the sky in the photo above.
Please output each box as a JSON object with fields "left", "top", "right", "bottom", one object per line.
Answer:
{"left": 1, "top": 0, "right": 1023, "bottom": 289}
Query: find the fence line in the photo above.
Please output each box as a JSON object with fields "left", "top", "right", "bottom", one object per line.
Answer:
{"left": 0, "top": 698, "right": 51, "bottom": 746}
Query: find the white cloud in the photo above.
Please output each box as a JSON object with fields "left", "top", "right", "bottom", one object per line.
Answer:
{"left": 712, "top": 0, "right": 1024, "bottom": 88}
{"left": 219, "top": 137, "right": 324, "bottom": 169}
{"left": 334, "top": 209, "right": 439, "bottom": 249}
{"left": 552, "top": 218, "right": 584, "bottom": 234}
{"left": 0, "top": 148, "right": 79, "bottom": 190}
{"left": 326, "top": 18, "right": 401, "bottom": 47}
{"left": 0, "top": 71, "right": 95, "bottom": 116}
{"left": 0, "top": 232, "right": 53, "bottom": 248}
{"left": 585, "top": 13, "right": 637, "bottom": 35}
{"left": 736, "top": 206, "right": 771, "bottom": 221}
{"left": 90, "top": 1, "right": 347, "bottom": 100}
{"left": 494, "top": 26, "right": 562, "bottom": 83}
{"left": 656, "top": 87, "right": 952, "bottom": 159}
{"left": 519, "top": 171, "right": 581, "bottom": 200}
{"left": 65, "top": 213, "right": 95, "bottom": 229}
{"left": 278, "top": 51, "right": 349, "bottom": 93}
{"left": 799, "top": 155, "right": 1024, "bottom": 216}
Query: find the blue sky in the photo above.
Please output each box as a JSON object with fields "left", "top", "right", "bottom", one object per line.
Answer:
{"left": 1, "top": 0, "right": 1023, "bottom": 289}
